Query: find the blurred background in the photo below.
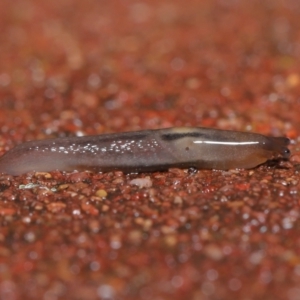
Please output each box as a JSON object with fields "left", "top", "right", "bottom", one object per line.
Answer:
{"left": 0, "top": 0, "right": 300, "bottom": 299}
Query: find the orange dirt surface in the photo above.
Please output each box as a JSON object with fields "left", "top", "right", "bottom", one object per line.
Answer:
{"left": 0, "top": 0, "right": 300, "bottom": 299}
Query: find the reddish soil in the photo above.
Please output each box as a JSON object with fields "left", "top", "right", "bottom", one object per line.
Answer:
{"left": 0, "top": 0, "right": 300, "bottom": 299}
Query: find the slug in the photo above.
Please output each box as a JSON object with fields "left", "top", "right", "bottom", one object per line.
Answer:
{"left": 0, "top": 127, "right": 290, "bottom": 175}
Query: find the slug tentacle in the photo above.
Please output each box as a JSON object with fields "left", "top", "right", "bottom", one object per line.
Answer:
{"left": 0, "top": 127, "right": 290, "bottom": 175}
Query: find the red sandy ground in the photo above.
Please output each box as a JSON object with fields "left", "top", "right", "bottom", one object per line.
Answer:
{"left": 0, "top": 0, "right": 300, "bottom": 299}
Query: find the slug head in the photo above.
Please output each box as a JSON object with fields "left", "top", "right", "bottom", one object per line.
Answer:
{"left": 263, "top": 136, "right": 290, "bottom": 160}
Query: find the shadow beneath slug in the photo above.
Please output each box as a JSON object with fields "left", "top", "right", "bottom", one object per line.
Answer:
{"left": 0, "top": 185, "right": 8, "bottom": 192}
{"left": 264, "top": 159, "right": 292, "bottom": 170}
{"left": 0, "top": 176, "right": 12, "bottom": 192}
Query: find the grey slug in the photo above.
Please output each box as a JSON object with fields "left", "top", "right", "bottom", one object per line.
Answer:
{"left": 0, "top": 127, "right": 290, "bottom": 175}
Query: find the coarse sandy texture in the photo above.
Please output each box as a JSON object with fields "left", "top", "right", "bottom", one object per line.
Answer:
{"left": 1, "top": 0, "right": 300, "bottom": 299}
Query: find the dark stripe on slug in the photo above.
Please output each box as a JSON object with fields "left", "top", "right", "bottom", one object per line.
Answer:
{"left": 86, "top": 133, "right": 149, "bottom": 143}
{"left": 46, "top": 133, "right": 150, "bottom": 147}
{"left": 161, "top": 132, "right": 205, "bottom": 141}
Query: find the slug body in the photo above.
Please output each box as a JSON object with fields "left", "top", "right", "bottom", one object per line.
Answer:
{"left": 0, "top": 127, "right": 290, "bottom": 175}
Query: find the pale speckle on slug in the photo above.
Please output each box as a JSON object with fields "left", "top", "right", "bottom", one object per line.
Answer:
{"left": 0, "top": 127, "right": 290, "bottom": 176}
